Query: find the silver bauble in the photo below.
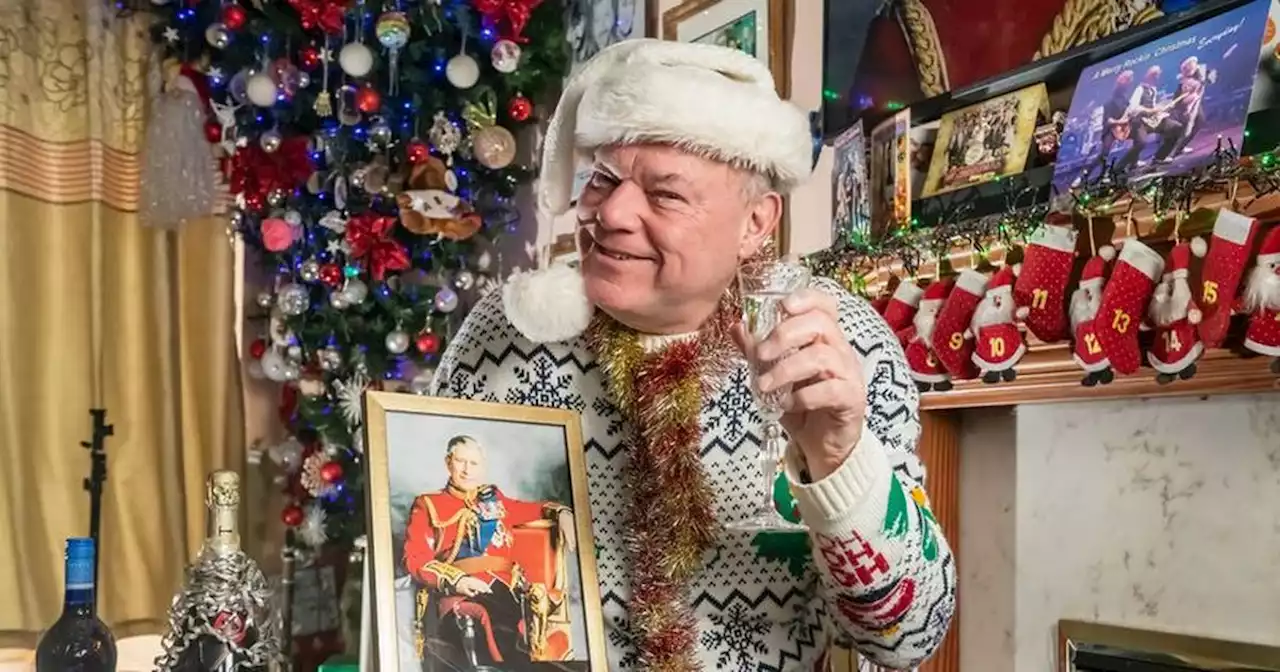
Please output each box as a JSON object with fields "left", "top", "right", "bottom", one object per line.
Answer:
{"left": 260, "top": 129, "right": 283, "bottom": 153}
{"left": 342, "top": 278, "right": 369, "bottom": 304}
{"left": 284, "top": 209, "right": 303, "bottom": 226}
{"left": 433, "top": 286, "right": 459, "bottom": 313}
{"left": 277, "top": 283, "right": 310, "bottom": 316}
{"left": 268, "top": 188, "right": 288, "bottom": 207}
{"left": 319, "top": 346, "right": 343, "bottom": 371}
{"left": 299, "top": 259, "right": 321, "bottom": 282}
{"left": 473, "top": 249, "right": 494, "bottom": 272}
{"left": 369, "top": 118, "right": 393, "bottom": 146}
{"left": 256, "top": 291, "right": 275, "bottom": 309}
{"left": 283, "top": 361, "right": 302, "bottom": 381}
{"left": 228, "top": 209, "right": 245, "bottom": 228}
{"left": 330, "top": 291, "right": 351, "bottom": 309}
{"left": 296, "top": 71, "right": 311, "bottom": 90}
{"left": 286, "top": 344, "right": 303, "bottom": 361}
{"left": 445, "top": 54, "right": 480, "bottom": 89}
{"left": 453, "top": 270, "right": 475, "bottom": 291}
{"left": 205, "top": 23, "right": 232, "bottom": 49}
{"left": 260, "top": 349, "right": 290, "bottom": 382}
{"left": 385, "top": 329, "right": 410, "bottom": 354}
{"left": 339, "top": 42, "right": 375, "bottom": 78}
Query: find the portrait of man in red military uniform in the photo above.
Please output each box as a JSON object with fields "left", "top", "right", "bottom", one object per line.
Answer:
{"left": 402, "top": 434, "right": 577, "bottom": 668}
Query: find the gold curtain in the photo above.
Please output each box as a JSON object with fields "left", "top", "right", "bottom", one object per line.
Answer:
{"left": 0, "top": 0, "right": 244, "bottom": 643}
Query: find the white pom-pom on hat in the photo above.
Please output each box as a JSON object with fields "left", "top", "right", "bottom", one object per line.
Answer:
{"left": 502, "top": 263, "right": 593, "bottom": 344}
{"left": 1097, "top": 244, "right": 1116, "bottom": 262}
{"left": 1189, "top": 236, "right": 1207, "bottom": 258}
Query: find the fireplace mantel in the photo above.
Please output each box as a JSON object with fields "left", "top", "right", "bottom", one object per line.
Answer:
{"left": 920, "top": 343, "right": 1280, "bottom": 410}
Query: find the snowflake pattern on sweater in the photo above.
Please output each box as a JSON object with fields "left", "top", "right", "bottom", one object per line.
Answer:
{"left": 431, "top": 277, "right": 956, "bottom": 670}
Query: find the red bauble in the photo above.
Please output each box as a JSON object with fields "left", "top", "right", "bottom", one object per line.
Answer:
{"left": 249, "top": 338, "right": 267, "bottom": 359}
{"left": 355, "top": 86, "right": 381, "bottom": 114}
{"left": 281, "top": 505, "right": 304, "bottom": 527}
{"left": 320, "top": 461, "right": 344, "bottom": 483}
{"left": 319, "top": 263, "right": 343, "bottom": 287}
{"left": 299, "top": 46, "right": 323, "bottom": 71}
{"left": 507, "top": 95, "right": 532, "bottom": 122}
{"left": 204, "top": 119, "right": 223, "bottom": 143}
{"left": 244, "top": 192, "right": 265, "bottom": 211}
{"left": 406, "top": 139, "right": 430, "bottom": 164}
{"left": 222, "top": 4, "right": 248, "bottom": 30}
{"left": 415, "top": 331, "right": 441, "bottom": 354}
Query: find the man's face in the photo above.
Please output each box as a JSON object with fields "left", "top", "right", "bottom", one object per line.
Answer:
{"left": 446, "top": 441, "right": 486, "bottom": 490}
{"left": 575, "top": 144, "right": 778, "bottom": 334}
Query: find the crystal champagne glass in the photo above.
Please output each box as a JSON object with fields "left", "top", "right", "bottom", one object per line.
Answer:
{"left": 727, "top": 259, "right": 811, "bottom": 533}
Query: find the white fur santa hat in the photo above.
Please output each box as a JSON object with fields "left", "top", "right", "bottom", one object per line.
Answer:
{"left": 502, "top": 39, "right": 813, "bottom": 343}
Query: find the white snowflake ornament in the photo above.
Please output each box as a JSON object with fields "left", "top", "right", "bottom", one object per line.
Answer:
{"left": 333, "top": 371, "right": 370, "bottom": 427}
{"left": 298, "top": 503, "right": 329, "bottom": 548}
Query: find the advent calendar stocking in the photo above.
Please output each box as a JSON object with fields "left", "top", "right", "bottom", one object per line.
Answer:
{"left": 1095, "top": 239, "right": 1164, "bottom": 374}
{"left": 929, "top": 269, "right": 987, "bottom": 379}
{"left": 1014, "top": 223, "right": 1078, "bottom": 342}
{"left": 1198, "top": 210, "right": 1259, "bottom": 347}
{"left": 881, "top": 281, "right": 923, "bottom": 332}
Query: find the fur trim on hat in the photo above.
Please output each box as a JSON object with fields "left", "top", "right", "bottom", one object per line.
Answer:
{"left": 505, "top": 38, "right": 810, "bottom": 343}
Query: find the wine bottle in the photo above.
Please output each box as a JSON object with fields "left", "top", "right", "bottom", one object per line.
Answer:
{"left": 36, "top": 537, "right": 118, "bottom": 672}
{"left": 156, "top": 470, "right": 280, "bottom": 672}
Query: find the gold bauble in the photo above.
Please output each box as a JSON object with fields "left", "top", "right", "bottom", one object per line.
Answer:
{"left": 473, "top": 125, "right": 517, "bottom": 169}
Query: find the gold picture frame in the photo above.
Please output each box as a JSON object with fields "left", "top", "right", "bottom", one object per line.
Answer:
{"left": 662, "top": 0, "right": 792, "bottom": 99}
{"left": 364, "top": 392, "right": 607, "bottom": 672}
{"left": 921, "top": 83, "right": 1049, "bottom": 198}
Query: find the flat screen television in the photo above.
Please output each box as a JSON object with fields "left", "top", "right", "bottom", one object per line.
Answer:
{"left": 821, "top": 0, "right": 1237, "bottom": 142}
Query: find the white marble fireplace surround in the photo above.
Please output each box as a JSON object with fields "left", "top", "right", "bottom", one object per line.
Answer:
{"left": 956, "top": 393, "right": 1280, "bottom": 672}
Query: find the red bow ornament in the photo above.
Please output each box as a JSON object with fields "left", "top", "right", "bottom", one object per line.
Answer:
{"left": 344, "top": 212, "right": 410, "bottom": 281}
{"left": 225, "top": 137, "right": 314, "bottom": 208}
{"left": 286, "top": 0, "right": 350, "bottom": 34}
{"left": 471, "top": 0, "right": 543, "bottom": 42}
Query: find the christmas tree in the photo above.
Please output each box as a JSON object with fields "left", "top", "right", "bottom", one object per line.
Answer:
{"left": 141, "top": 0, "right": 569, "bottom": 550}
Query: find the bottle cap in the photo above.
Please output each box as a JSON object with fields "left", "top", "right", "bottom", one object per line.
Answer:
{"left": 66, "top": 537, "right": 95, "bottom": 561}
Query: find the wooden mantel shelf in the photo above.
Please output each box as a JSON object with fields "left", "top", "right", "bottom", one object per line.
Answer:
{"left": 920, "top": 343, "right": 1280, "bottom": 409}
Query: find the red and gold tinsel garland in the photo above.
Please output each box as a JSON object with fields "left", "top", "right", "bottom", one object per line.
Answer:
{"left": 587, "top": 298, "right": 739, "bottom": 671}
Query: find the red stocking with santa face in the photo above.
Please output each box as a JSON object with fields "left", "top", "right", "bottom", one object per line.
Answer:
{"left": 929, "top": 269, "right": 987, "bottom": 379}
{"left": 1015, "top": 223, "right": 1077, "bottom": 343}
{"left": 973, "top": 265, "right": 1025, "bottom": 383}
{"left": 1095, "top": 239, "right": 1164, "bottom": 375}
{"left": 1198, "top": 210, "right": 1259, "bottom": 348}
{"left": 1069, "top": 246, "right": 1115, "bottom": 386}
{"left": 1146, "top": 241, "right": 1205, "bottom": 384}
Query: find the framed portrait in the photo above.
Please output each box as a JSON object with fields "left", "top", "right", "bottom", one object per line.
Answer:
{"left": 662, "top": 0, "right": 792, "bottom": 98}
{"left": 567, "top": 0, "right": 661, "bottom": 79}
{"left": 363, "top": 393, "right": 607, "bottom": 672}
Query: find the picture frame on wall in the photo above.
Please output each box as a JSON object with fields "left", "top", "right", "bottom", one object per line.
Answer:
{"left": 567, "top": 0, "right": 662, "bottom": 79}
{"left": 662, "top": 0, "right": 792, "bottom": 98}
{"left": 363, "top": 393, "right": 607, "bottom": 672}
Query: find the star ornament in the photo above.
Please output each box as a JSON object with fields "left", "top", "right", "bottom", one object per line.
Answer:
{"left": 163, "top": 26, "right": 180, "bottom": 43}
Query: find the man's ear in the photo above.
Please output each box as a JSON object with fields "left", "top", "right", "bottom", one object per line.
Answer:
{"left": 739, "top": 191, "right": 782, "bottom": 259}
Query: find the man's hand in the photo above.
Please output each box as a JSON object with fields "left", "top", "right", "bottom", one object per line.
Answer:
{"left": 557, "top": 509, "right": 577, "bottom": 552}
{"left": 453, "top": 576, "right": 492, "bottom": 598}
{"left": 732, "top": 288, "right": 867, "bottom": 481}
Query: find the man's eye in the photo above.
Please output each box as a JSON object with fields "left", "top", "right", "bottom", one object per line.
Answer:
{"left": 588, "top": 171, "right": 618, "bottom": 188}
{"left": 651, "top": 190, "right": 684, "bottom": 203}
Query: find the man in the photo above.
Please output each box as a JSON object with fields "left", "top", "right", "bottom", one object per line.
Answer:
{"left": 433, "top": 39, "right": 955, "bottom": 670}
{"left": 1164, "top": 56, "right": 1207, "bottom": 159}
{"left": 402, "top": 435, "right": 575, "bottom": 667}
{"left": 1118, "top": 65, "right": 1186, "bottom": 171}
{"left": 1086, "top": 69, "right": 1135, "bottom": 180}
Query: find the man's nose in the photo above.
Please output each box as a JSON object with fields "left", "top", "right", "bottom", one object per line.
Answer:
{"left": 595, "top": 180, "right": 646, "bottom": 233}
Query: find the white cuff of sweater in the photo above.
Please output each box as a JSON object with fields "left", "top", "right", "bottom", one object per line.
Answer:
{"left": 783, "top": 422, "right": 893, "bottom": 532}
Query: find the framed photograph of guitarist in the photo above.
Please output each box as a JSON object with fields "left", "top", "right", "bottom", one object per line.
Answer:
{"left": 1052, "top": 0, "right": 1271, "bottom": 195}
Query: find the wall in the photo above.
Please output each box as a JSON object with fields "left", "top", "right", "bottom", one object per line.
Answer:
{"left": 957, "top": 394, "right": 1280, "bottom": 671}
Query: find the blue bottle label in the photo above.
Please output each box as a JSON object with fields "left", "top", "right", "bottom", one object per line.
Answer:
{"left": 65, "top": 538, "right": 95, "bottom": 591}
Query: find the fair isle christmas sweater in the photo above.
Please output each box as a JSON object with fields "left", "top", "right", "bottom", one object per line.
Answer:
{"left": 430, "top": 277, "right": 956, "bottom": 670}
